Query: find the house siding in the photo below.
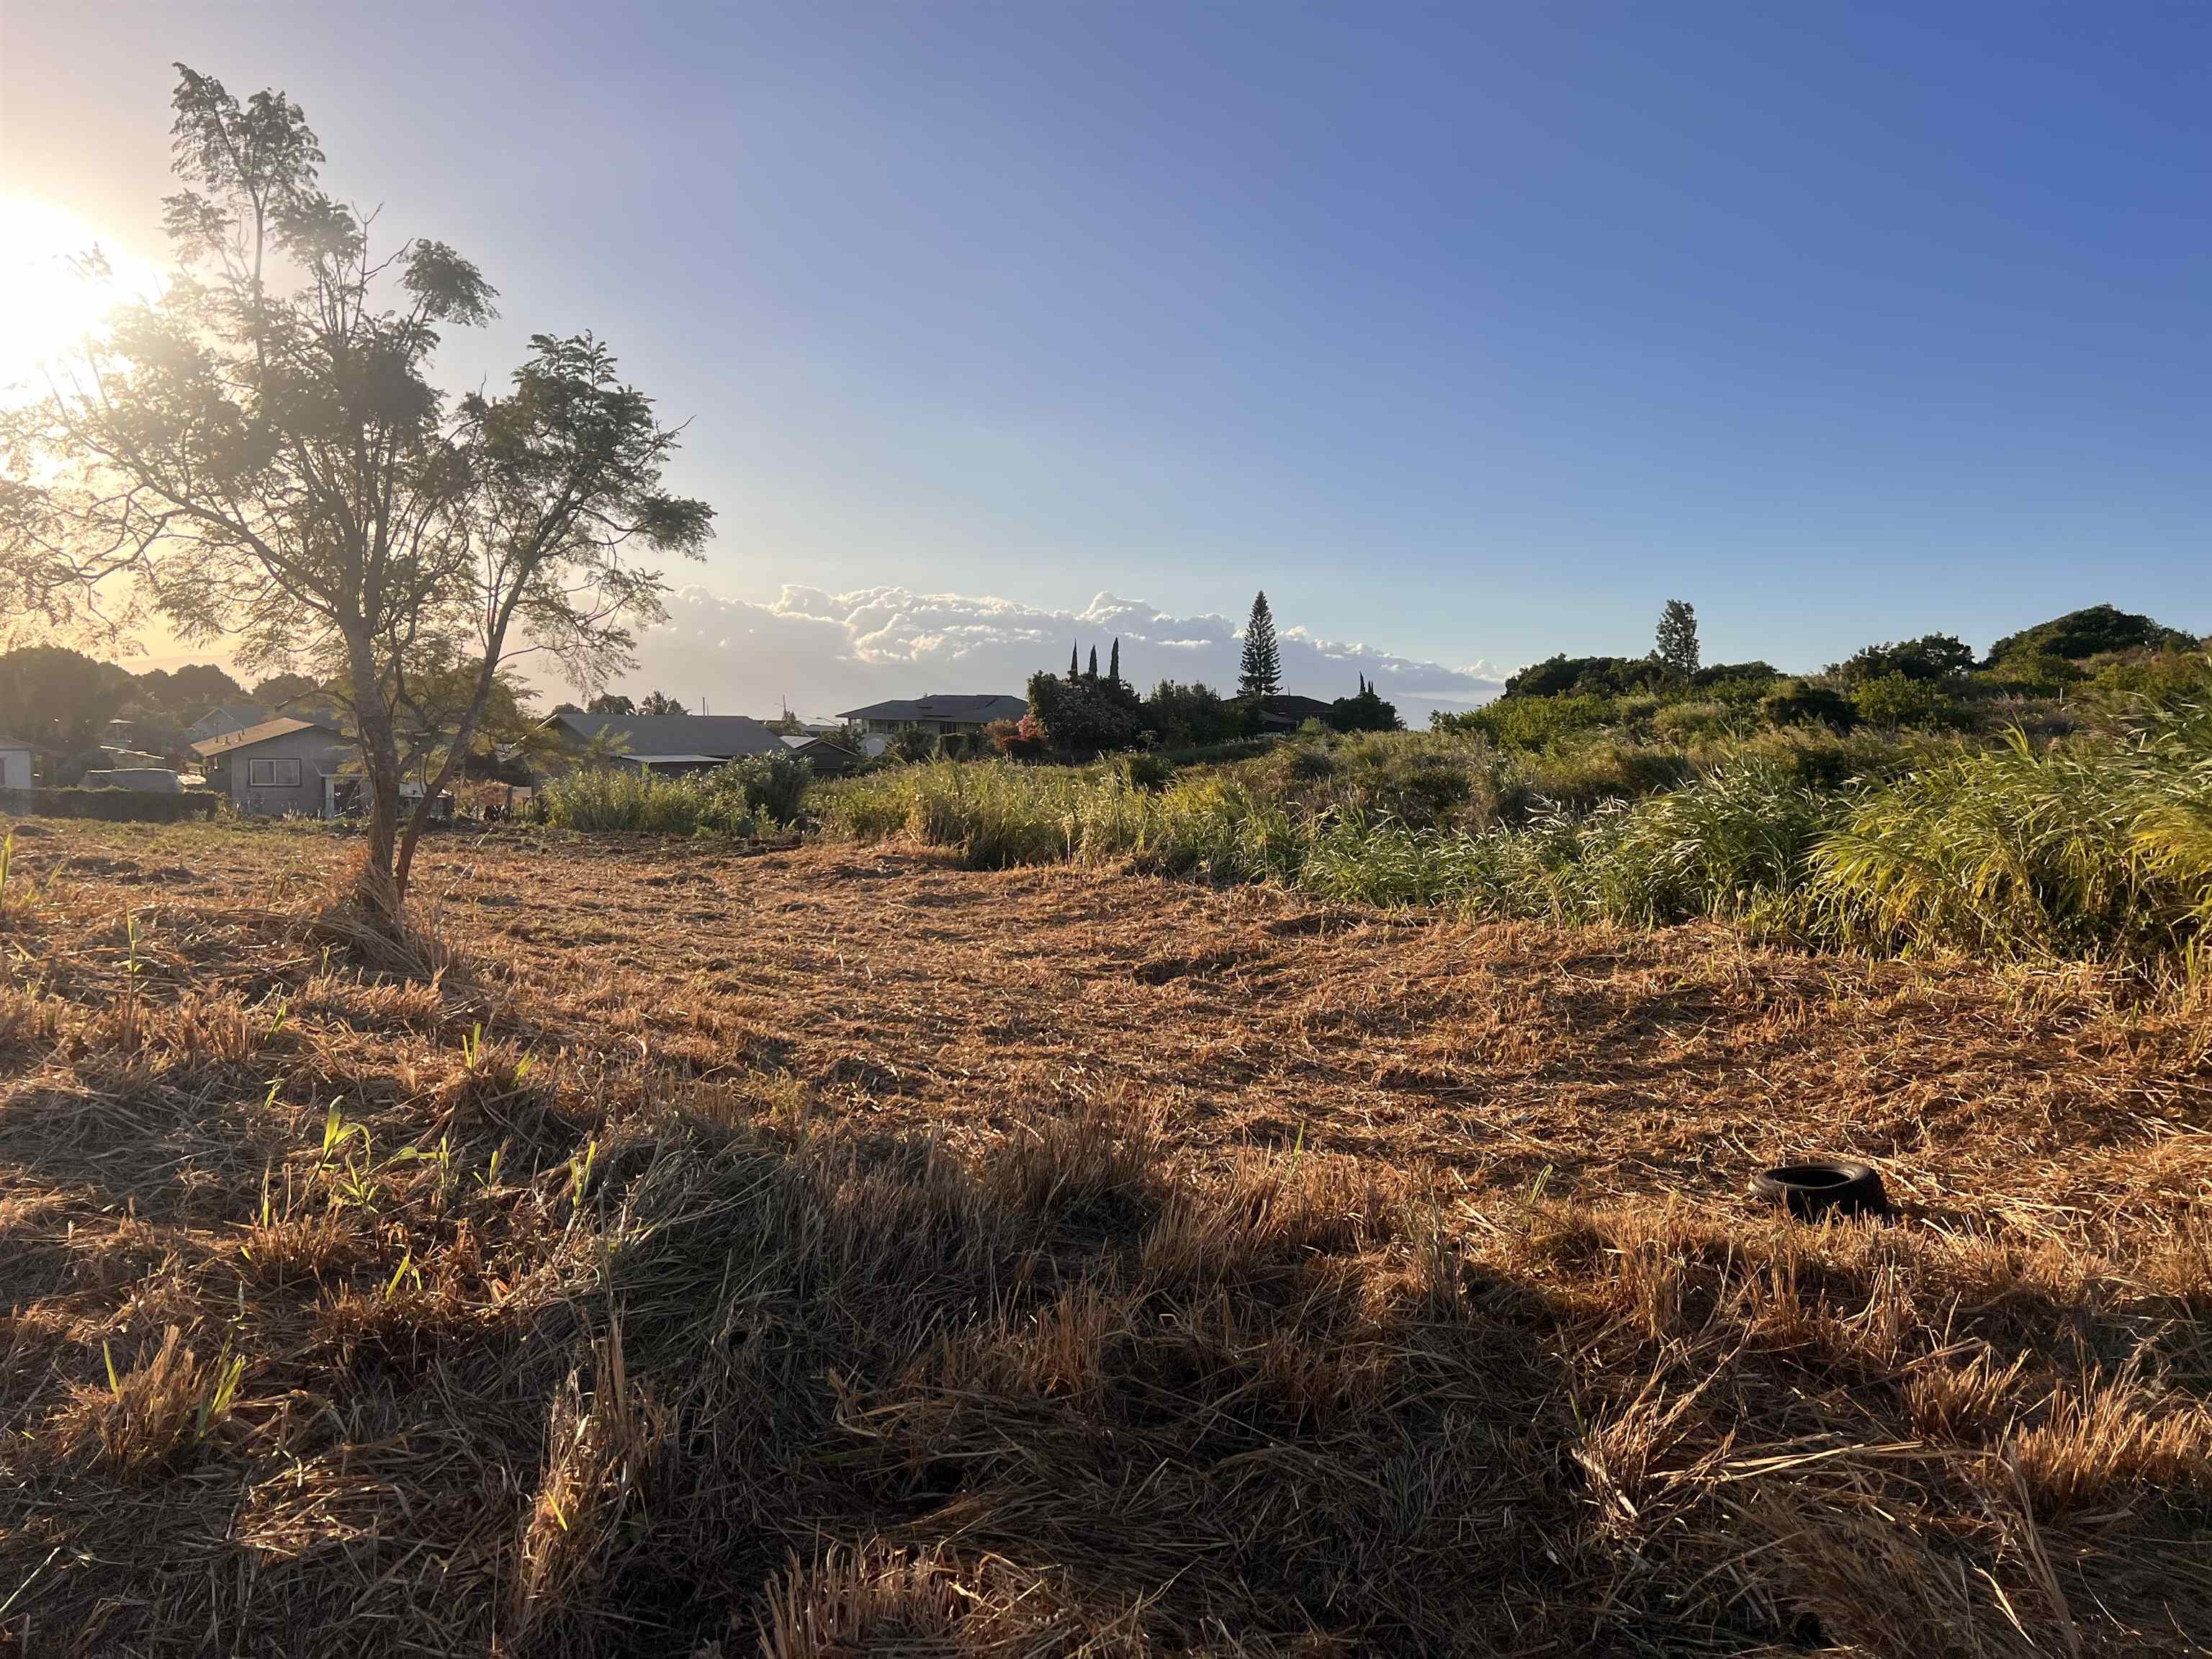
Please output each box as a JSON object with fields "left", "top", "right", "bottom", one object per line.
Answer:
{"left": 216, "top": 729, "right": 352, "bottom": 816}
{"left": 0, "top": 747, "right": 30, "bottom": 790}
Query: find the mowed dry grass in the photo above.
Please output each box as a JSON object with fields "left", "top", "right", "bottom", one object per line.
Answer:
{"left": 0, "top": 817, "right": 2208, "bottom": 1656}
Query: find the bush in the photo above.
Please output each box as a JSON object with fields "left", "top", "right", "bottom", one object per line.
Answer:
{"left": 1442, "top": 693, "right": 1616, "bottom": 750}
{"left": 1987, "top": 603, "right": 2198, "bottom": 665}
{"left": 539, "top": 768, "right": 761, "bottom": 837}
{"left": 1833, "top": 634, "right": 1974, "bottom": 685}
{"left": 1118, "top": 752, "right": 1176, "bottom": 791}
{"left": 1761, "top": 680, "right": 1858, "bottom": 732}
{"left": 1, "top": 786, "right": 222, "bottom": 823}
{"left": 1142, "top": 681, "right": 1248, "bottom": 748}
{"left": 1853, "top": 673, "right": 1968, "bottom": 731}
{"left": 712, "top": 752, "right": 811, "bottom": 825}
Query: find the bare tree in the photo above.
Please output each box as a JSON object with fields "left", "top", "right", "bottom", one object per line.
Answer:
{"left": 0, "top": 66, "right": 711, "bottom": 917}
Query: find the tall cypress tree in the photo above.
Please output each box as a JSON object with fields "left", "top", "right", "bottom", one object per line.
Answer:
{"left": 1107, "top": 638, "right": 1120, "bottom": 685}
{"left": 1086, "top": 645, "right": 1099, "bottom": 682}
{"left": 1239, "top": 591, "right": 1283, "bottom": 698}
{"left": 1069, "top": 644, "right": 1080, "bottom": 683}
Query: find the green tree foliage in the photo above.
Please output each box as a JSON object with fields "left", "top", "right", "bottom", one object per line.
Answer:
{"left": 251, "top": 672, "right": 321, "bottom": 708}
{"left": 0, "top": 647, "right": 133, "bottom": 751}
{"left": 1504, "top": 655, "right": 1657, "bottom": 698}
{"left": 714, "top": 751, "right": 811, "bottom": 824}
{"left": 1325, "top": 674, "right": 1401, "bottom": 733}
{"left": 588, "top": 693, "right": 637, "bottom": 716}
{"left": 889, "top": 727, "right": 940, "bottom": 764}
{"left": 1760, "top": 679, "right": 1858, "bottom": 732}
{"left": 1833, "top": 634, "right": 1974, "bottom": 684}
{"left": 637, "top": 691, "right": 688, "bottom": 716}
{"left": 1238, "top": 592, "right": 1283, "bottom": 698}
{"left": 1107, "top": 638, "right": 1121, "bottom": 685}
{"left": 1987, "top": 604, "right": 2198, "bottom": 665}
{"left": 1028, "top": 667, "right": 1142, "bottom": 758}
{"left": 1086, "top": 646, "right": 1100, "bottom": 683}
{"left": 0, "top": 66, "right": 711, "bottom": 914}
{"left": 1853, "top": 672, "right": 1966, "bottom": 729}
{"left": 1143, "top": 680, "right": 1247, "bottom": 748}
{"left": 1653, "top": 599, "right": 1701, "bottom": 677}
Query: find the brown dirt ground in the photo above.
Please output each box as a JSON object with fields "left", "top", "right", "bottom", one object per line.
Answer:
{"left": 1, "top": 819, "right": 2208, "bottom": 1656}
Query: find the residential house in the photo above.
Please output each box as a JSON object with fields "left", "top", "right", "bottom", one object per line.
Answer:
{"left": 544, "top": 709, "right": 788, "bottom": 775}
{"left": 778, "top": 732, "right": 860, "bottom": 775}
{"left": 192, "top": 717, "right": 352, "bottom": 816}
{"left": 836, "top": 694, "right": 1027, "bottom": 756}
{"left": 1250, "top": 694, "right": 1336, "bottom": 734}
{"left": 186, "top": 705, "right": 271, "bottom": 745}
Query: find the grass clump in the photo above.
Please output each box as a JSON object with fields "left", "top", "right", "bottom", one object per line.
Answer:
{"left": 540, "top": 755, "right": 811, "bottom": 837}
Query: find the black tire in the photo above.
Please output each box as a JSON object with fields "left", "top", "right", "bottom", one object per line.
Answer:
{"left": 1750, "top": 1159, "right": 1888, "bottom": 1220}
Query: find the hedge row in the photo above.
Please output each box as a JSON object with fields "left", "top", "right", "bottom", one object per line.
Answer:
{"left": 0, "top": 787, "right": 224, "bottom": 823}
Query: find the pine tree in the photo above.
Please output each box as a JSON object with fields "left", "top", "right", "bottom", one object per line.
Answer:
{"left": 1086, "top": 645, "right": 1099, "bottom": 682}
{"left": 1653, "top": 600, "right": 1701, "bottom": 678}
{"left": 1239, "top": 591, "right": 1283, "bottom": 698}
{"left": 1107, "top": 638, "right": 1121, "bottom": 685}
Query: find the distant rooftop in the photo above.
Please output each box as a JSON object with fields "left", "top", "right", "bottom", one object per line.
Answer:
{"left": 837, "top": 693, "right": 1026, "bottom": 724}
{"left": 190, "top": 716, "right": 345, "bottom": 757}
{"left": 549, "top": 710, "right": 786, "bottom": 759}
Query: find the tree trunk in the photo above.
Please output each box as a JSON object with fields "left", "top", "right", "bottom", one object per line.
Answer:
{"left": 343, "top": 629, "right": 407, "bottom": 920}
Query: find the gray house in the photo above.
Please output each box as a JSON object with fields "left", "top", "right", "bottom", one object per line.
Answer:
{"left": 545, "top": 710, "right": 789, "bottom": 775}
{"left": 192, "top": 717, "right": 351, "bottom": 815}
{"left": 836, "top": 694, "right": 1027, "bottom": 755}
{"left": 186, "top": 705, "right": 271, "bottom": 745}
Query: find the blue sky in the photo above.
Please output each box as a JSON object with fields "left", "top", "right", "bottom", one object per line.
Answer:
{"left": 4, "top": 1, "right": 2208, "bottom": 706}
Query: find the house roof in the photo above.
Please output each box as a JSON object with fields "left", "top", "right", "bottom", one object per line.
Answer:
{"left": 0, "top": 732, "right": 53, "bottom": 753}
{"left": 836, "top": 693, "right": 1027, "bottom": 724}
{"left": 190, "top": 716, "right": 346, "bottom": 757}
{"left": 781, "top": 733, "right": 857, "bottom": 754}
{"left": 186, "top": 705, "right": 270, "bottom": 735}
{"left": 549, "top": 711, "right": 787, "bottom": 759}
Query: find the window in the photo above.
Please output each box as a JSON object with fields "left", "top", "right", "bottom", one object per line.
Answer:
{"left": 248, "top": 757, "right": 304, "bottom": 788}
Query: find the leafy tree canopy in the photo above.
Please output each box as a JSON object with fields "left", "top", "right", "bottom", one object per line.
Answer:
{"left": 1832, "top": 634, "right": 1975, "bottom": 685}
{"left": 1653, "top": 599, "right": 1700, "bottom": 677}
{"left": 1986, "top": 604, "right": 2198, "bottom": 665}
{"left": 0, "top": 65, "right": 712, "bottom": 912}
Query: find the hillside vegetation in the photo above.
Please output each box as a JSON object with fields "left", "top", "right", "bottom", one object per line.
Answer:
{"left": 820, "top": 670, "right": 2212, "bottom": 979}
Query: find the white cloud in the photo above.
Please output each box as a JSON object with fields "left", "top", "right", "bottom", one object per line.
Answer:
{"left": 613, "top": 585, "right": 1503, "bottom": 724}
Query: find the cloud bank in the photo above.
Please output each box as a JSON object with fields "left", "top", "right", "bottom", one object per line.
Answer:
{"left": 614, "top": 586, "right": 1503, "bottom": 725}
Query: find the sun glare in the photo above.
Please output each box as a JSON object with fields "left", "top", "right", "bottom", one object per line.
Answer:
{"left": 0, "top": 196, "right": 166, "bottom": 395}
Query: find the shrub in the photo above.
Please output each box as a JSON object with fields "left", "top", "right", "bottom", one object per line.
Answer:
{"left": 1118, "top": 752, "right": 1176, "bottom": 791}
{"left": 1979, "top": 650, "right": 2085, "bottom": 699}
{"left": 1761, "top": 680, "right": 1857, "bottom": 732}
{"left": 1833, "top": 634, "right": 1975, "bottom": 685}
{"left": 1443, "top": 693, "right": 1616, "bottom": 750}
{"left": 1650, "top": 701, "right": 1732, "bottom": 742}
{"left": 2084, "top": 650, "right": 2212, "bottom": 712}
{"left": 711, "top": 752, "right": 811, "bottom": 825}
{"left": 1143, "top": 681, "right": 1248, "bottom": 748}
{"left": 1853, "top": 673, "right": 1968, "bottom": 731}
{"left": 1987, "top": 603, "right": 2198, "bottom": 665}
{"left": 539, "top": 768, "right": 760, "bottom": 837}
{"left": 988, "top": 714, "right": 1050, "bottom": 760}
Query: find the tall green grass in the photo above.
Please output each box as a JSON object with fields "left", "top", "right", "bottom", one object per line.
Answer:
{"left": 1810, "top": 712, "right": 2212, "bottom": 971}
{"left": 817, "top": 713, "right": 2212, "bottom": 975}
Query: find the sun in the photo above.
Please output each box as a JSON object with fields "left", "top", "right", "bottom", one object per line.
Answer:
{"left": 0, "top": 196, "right": 166, "bottom": 394}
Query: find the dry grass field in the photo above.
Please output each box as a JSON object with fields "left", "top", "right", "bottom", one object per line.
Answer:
{"left": 1, "top": 817, "right": 2208, "bottom": 1655}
